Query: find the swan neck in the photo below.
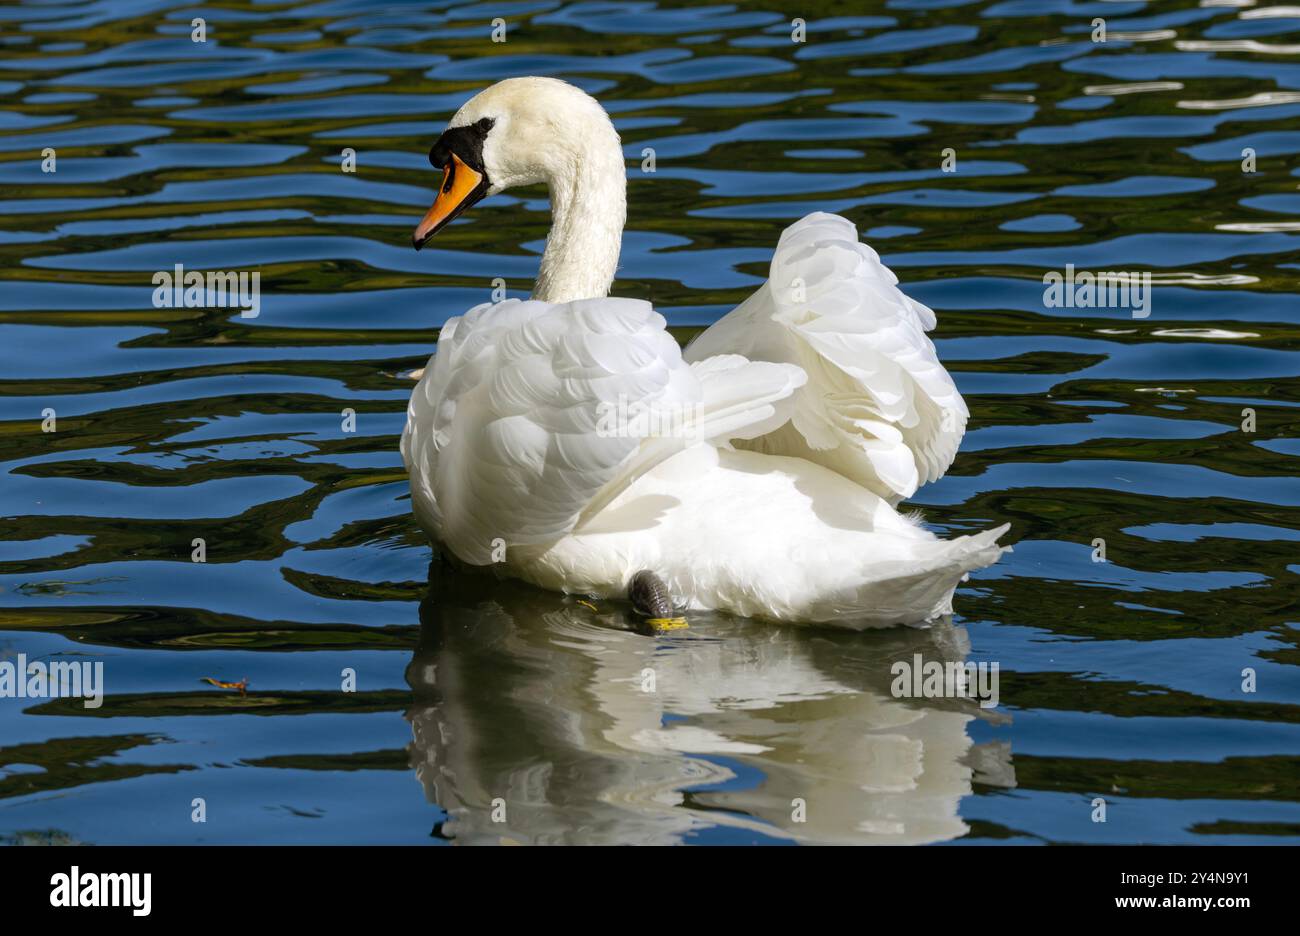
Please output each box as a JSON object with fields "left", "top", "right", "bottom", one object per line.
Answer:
{"left": 532, "top": 142, "right": 626, "bottom": 303}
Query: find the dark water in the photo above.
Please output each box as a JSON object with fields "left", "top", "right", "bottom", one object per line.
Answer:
{"left": 1, "top": 0, "right": 1298, "bottom": 845}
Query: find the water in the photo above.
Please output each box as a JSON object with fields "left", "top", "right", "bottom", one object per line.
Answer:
{"left": 1, "top": 0, "right": 1298, "bottom": 846}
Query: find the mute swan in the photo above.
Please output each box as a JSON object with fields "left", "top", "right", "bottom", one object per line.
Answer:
{"left": 400, "top": 76, "right": 1009, "bottom": 626}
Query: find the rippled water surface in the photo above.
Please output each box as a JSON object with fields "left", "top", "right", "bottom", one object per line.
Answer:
{"left": 1, "top": 0, "right": 1298, "bottom": 845}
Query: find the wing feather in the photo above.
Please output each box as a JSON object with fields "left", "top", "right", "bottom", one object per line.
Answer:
{"left": 401, "top": 296, "right": 803, "bottom": 564}
{"left": 684, "top": 212, "right": 966, "bottom": 504}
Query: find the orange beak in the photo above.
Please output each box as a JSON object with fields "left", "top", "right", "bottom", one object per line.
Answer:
{"left": 412, "top": 153, "right": 486, "bottom": 249}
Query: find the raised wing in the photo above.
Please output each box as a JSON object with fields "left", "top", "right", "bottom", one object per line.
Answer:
{"left": 401, "top": 297, "right": 803, "bottom": 564}
{"left": 683, "top": 212, "right": 967, "bottom": 504}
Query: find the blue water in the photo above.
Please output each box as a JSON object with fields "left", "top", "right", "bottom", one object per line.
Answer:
{"left": 0, "top": 0, "right": 1297, "bottom": 845}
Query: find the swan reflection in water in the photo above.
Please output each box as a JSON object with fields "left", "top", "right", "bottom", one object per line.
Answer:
{"left": 404, "top": 562, "right": 1014, "bottom": 845}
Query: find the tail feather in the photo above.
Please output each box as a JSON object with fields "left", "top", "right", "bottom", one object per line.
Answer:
{"left": 813, "top": 524, "right": 1011, "bottom": 627}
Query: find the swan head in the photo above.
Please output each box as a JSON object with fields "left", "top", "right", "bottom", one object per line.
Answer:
{"left": 412, "top": 76, "right": 623, "bottom": 250}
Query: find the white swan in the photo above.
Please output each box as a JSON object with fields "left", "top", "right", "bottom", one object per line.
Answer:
{"left": 401, "top": 77, "right": 1009, "bottom": 626}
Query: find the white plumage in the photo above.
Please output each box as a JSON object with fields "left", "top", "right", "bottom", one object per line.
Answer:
{"left": 685, "top": 212, "right": 967, "bottom": 505}
{"left": 401, "top": 78, "right": 1008, "bottom": 626}
{"left": 401, "top": 296, "right": 803, "bottom": 564}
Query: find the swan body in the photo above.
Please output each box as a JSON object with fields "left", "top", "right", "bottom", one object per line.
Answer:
{"left": 401, "top": 77, "right": 1008, "bottom": 626}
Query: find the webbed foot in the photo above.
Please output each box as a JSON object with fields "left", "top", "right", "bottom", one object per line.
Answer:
{"left": 628, "top": 570, "right": 687, "bottom": 631}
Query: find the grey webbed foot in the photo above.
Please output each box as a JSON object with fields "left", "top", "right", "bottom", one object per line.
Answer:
{"left": 628, "top": 570, "right": 687, "bottom": 630}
